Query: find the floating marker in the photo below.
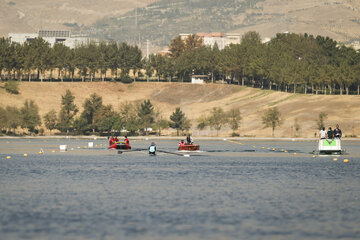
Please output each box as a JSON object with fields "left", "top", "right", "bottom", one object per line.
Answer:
{"left": 281, "top": 149, "right": 284, "bottom": 152}
{"left": 59, "top": 145, "right": 67, "bottom": 152}
{"left": 94, "top": 137, "right": 97, "bottom": 140}
{"left": 24, "top": 153, "right": 28, "bottom": 157}
{"left": 6, "top": 156, "right": 11, "bottom": 159}
{"left": 284, "top": 151, "right": 288, "bottom": 153}
{"left": 88, "top": 142, "right": 94, "bottom": 148}
{"left": 293, "top": 152, "right": 297, "bottom": 155}
{"left": 272, "top": 148, "right": 276, "bottom": 151}
{"left": 184, "top": 154, "right": 190, "bottom": 157}
{"left": 223, "top": 138, "right": 227, "bottom": 141}
{"left": 261, "top": 147, "right": 265, "bottom": 149}
{"left": 312, "top": 155, "right": 316, "bottom": 158}
{"left": 333, "top": 158, "right": 338, "bottom": 161}
{"left": 52, "top": 150, "right": 56, "bottom": 153}
{"left": 344, "top": 159, "right": 349, "bottom": 163}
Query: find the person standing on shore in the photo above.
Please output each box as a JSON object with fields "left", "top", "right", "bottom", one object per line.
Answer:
{"left": 327, "top": 127, "right": 334, "bottom": 139}
{"left": 319, "top": 127, "right": 327, "bottom": 139}
{"left": 334, "top": 124, "right": 342, "bottom": 139}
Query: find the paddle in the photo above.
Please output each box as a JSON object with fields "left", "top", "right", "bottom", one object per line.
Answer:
{"left": 157, "top": 150, "right": 190, "bottom": 157}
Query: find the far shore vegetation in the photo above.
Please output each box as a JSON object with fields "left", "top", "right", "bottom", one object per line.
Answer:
{"left": 1, "top": 31, "right": 360, "bottom": 95}
{"left": 0, "top": 90, "right": 245, "bottom": 137}
{"left": 1, "top": 31, "right": 359, "bottom": 137}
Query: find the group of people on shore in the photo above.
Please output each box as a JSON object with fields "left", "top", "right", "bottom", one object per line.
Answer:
{"left": 319, "top": 124, "right": 342, "bottom": 140}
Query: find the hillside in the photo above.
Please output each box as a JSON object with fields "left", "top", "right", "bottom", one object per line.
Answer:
{"left": 1, "top": 82, "right": 359, "bottom": 138}
{"left": 1, "top": 0, "right": 359, "bottom": 51}
{"left": 89, "top": 0, "right": 360, "bottom": 48}
{"left": 0, "top": 0, "right": 156, "bottom": 37}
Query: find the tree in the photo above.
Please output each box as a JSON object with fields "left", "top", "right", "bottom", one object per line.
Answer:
{"left": 262, "top": 107, "right": 282, "bottom": 137}
{"left": 81, "top": 93, "right": 103, "bottom": 130}
{"left": 43, "top": 110, "right": 58, "bottom": 134}
{"left": 208, "top": 107, "right": 227, "bottom": 135}
{"left": 169, "top": 36, "right": 185, "bottom": 59}
{"left": 169, "top": 107, "right": 188, "bottom": 136}
{"left": 119, "top": 102, "right": 140, "bottom": 135}
{"left": 20, "top": 99, "right": 41, "bottom": 133}
{"left": 0, "top": 106, "right": 7, "bottom": 132}
{"left": 227, "top": 108, "right": 242, "bottom": 136}
{"left": 184, "top": 34, "right": 204, "bottom": 51}
{"left": 58, "top": 90, "right": 78, "bottom": 132}
{"left": 196, "top": 115, "right": 208, "bottom": 130}
{"left": 5, "top": 106, "right": 21, "bottom": 135}
{"left": 4, "top": 80, "right": 19, "bottom": 94}
{"left": 137, "top": 99, "right": 155, "bottom": 134}
{"left": 153, "top": 116, "right": 169, "bottom": 136}
{"left": 317, "top": 112, "right": 328, "bottom": 130}
{"left": 73, "top": 116, "right": 89, "bottom": 135}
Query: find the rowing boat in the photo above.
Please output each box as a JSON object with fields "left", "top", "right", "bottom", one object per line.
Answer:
{"left": 178, "top": 144, "right": 200, "bottom": 151}
{"left": 109, "top": 142, "right": 131, "bottom": 150}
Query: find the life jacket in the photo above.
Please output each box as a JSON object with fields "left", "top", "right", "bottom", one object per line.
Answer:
{"left": 149, "top": 145, "right": 156, "bottom": 153}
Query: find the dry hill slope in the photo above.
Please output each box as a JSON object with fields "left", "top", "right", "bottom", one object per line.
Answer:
{"left": 0, "top": 0, "right": 156, "bottom": 37}
{"left": 1, "top": 82, "right": 359, "bottom": 138}
{"left": 234, "top": 0, "right": 360, "bottom": 43}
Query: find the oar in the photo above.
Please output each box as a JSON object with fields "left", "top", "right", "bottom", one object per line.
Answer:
{"left": 117, "top": 148, "right": 147, "bottom": 154}
{"left": 157, "top": 150, "right": 190, "bottom": 157}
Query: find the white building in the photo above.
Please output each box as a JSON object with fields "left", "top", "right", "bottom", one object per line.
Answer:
{"left": 191, "top": 75, "right": 208, "bottom": 84}
{"left": 179, "top": 32, "right": 242, "bottom": 50}
{"left": 9, "top": 30, "right": 93, "bottom": 49}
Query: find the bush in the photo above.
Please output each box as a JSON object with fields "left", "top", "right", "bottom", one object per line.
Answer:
{"left": 120, "top": 74, "right": 133, "bottom": 84}
{"left": 5, "top": 80, "right": 19, "bottom": 94}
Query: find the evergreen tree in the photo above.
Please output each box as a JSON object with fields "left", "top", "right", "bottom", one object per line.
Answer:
{"left": 137, "top": 99, "right": 155, "bottom": 134}
{"left": 81, "top": 93, "right": 103, "bottom": 130}
{"left": 169, "top": 107, "right": 188, "bottom": 136}
{"left": 20, "top": 99, "right": 41, "bottom": 133}
{"left": 169, "top": 36, "right": 185, "bottom": 59}
{"left": 58, "top": 90, "right": 78, "bottom": 132}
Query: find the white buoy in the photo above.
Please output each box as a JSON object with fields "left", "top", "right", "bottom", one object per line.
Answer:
{"left": 88, "top": 142, "right": 94, "bottom": 148}
{"left": 223, "top": 138, "right": 227, "bottom": 141}
{"left": 94, "top": 137, "right": 97, "bottom": 140}
{"left": 184, "top": 154, "right": 190, "bottom": 157}
{"left": 59, "top": 145, "right": 67, "bottom": 152}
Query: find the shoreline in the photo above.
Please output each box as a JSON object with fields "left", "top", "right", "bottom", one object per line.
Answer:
{"left": 1, "top": 135, "right": 359, "bottom": 141}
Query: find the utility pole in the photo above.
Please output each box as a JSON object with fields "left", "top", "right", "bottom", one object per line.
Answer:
{"left": 146, "top": 39, "right": 149, "bottom": 59}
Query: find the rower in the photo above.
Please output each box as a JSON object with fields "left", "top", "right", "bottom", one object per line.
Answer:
{"left": 149, "top": 142, "right": 156, "bottom": 155}
{"left": 186, "top": 134, "right": 193, "bottom": 144}
{"left": 124, "top": 136, "right": 129, "bottom": 145}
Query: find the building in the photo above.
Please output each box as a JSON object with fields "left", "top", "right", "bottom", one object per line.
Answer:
{"left": 191, "top": 75, "right": 208, "bottom": 84}
{"left": 8, "top": 30, "right": 93, "bottom": 49}
{"left": 179, "top": 32, "right": 242, "bottom": 50}
{"left": 197, "top": 32, "right": 226, "bottom": 50}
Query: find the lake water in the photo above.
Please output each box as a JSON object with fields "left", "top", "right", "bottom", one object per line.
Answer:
{"left": 1, "top": 138, "right": 359, "bottom": 240}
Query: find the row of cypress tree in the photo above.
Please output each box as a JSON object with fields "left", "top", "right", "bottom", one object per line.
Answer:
{"left": 1, "top": 31, "right": 359, "bottom": 94}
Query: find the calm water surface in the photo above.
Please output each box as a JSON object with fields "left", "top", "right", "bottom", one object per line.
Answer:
{"left": 0, "top": 139, "right": 359, "bottom": 240}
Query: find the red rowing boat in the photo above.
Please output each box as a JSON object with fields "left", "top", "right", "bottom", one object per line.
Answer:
{"left": 108, "top": 143, "right": 131, "bottom": 150}
{"left": 178, "top": 144, "right": 200, "bottom": 151}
